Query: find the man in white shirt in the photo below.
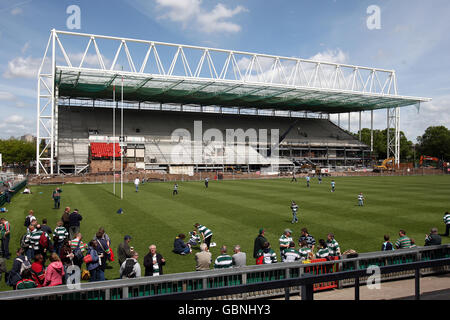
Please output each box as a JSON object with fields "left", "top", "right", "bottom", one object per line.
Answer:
{"left": 134, "top": 178, "right": 140, "bottom": 192}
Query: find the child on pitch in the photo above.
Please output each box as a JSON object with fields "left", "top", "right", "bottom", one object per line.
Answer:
{"left": 173, "top": 183, "right": 179, "bottom": 196}
{"left": 358, "top": 192, "right": 365, "bottom": 206}
{"left": 331, "top": 180, "right": 335, "bottom": 192}
{"left": 188, "top": 230, "right": 201, "bottom": 247}
{"left": 290, "top": 200, "right": 299, "bottom": 224}
{"left": 306, "top": 176, "right": 310, "bottom": 188}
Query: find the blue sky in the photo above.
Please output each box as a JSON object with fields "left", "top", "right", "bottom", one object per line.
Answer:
{"left": 0, "top": 0, "right": 449, "bottom": 141}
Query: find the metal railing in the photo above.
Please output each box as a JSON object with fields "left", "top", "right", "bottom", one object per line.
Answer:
{"left": 0, "top": 244, "right": 448, "bottom": 301}
{"left": 0, "top": 179, "right": 27, "bottom": 207}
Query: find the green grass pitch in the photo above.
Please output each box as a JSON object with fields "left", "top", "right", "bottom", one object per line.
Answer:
{"left": 1, "top": 175, "right": 449, "bottom": 290}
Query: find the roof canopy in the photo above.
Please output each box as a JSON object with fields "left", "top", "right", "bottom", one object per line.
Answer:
{"left": 47, "top": 30, "right": 430, "bottom": 114}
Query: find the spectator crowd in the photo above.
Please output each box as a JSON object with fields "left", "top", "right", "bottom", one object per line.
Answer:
{"left": 0, "top": 195, "right": 448, "bottom": 291}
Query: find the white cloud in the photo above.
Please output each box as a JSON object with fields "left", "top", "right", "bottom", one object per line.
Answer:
{"left": 3, "top": 56, "right": 42, "bottom": 79}
{"left": 6, "top": 115, "right": 24, "bottom": 124}
{"left": 0, "top": 91, "right": 28, "bottom": 108}
{"left": 67, "top": 53, "right": 111, "bottom": 68}
{"left": 309, "top": 49, "right": 349, "bottom": 64}
{"left": 0, "top": 91, "right": 16, "bottom": 101}
{"left": 154, "top": 0, "right": 247, "bottom": 33}
{"left": 21, "top": 42, "right": 30, "bottom": 54}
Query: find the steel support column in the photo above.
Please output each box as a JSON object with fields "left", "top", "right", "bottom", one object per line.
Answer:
{"left": 36, "top": 29, "right": 56, "bottom": 174}
{"left": 387, "top": 107, "right": 400, "bottom": 167}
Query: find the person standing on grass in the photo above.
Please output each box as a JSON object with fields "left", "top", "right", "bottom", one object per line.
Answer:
{"left": 117, "top": 235, "right": 134, "bottom": 267}
{"left": 134, "top": 177, "right": 140, "bottom": 192}
{"left": 306, "top": 175, "right": 310, "bottom": 188}
{"left": 205, "top": 177, "right": 209, "bottom": 188}
{"left": 94, "top": 232, "right": 110, "bottom": 280}
{"left": 0, "top": 218, "right": 11, "bottom": 259}
{"left": 144, "top": 244, "right": 166, "bottom": 276}
{"left": 394, "top": 230, "right": 412, "bottom": 249}
{"left": 443, "top": 212, "right": 450, "bottom": 236}
{"left": 253, "top": 228, "right": 267, "bottom": 261}
{"left": 358, "top": 193, "right": 365, "bottom": 206}
{"left": 214, "top": 245, "right": 233, "bottom": 269}
{"left": 283, "top": 241, "right": 300, "bottom": 262}
{"left": 326, "top": 233, "right": 341, "bottom": 257}
{"left": 194, "top": 223, "right": 214, "bottom": 249}
{"left": 24, "top": 210, "right": 36, "bottom": 229}
{"left": 68, "top": 209, "right": 82, "bottom": 240}
{"left": 290, "top": 201, "right": 299, "bottom": 224}
{"left": 298, "top": 240, "right": 313, "bottom": 260}
{"left": 44, "top": 253, "right": 65, "bottom": 287}
{"left": 279, "top": 229, "right": 293, "bottom": 261}
{"left": 61, "top": 207, "right": 71, "bottom": 232}
{"left": 3, "top": 187, "right": 14, "bottom": 204}
{"left": 53, "top": 221, "right": 69, "bottom": 257}
{"left": 70, "top": 233, "right": 87, "bottom": 268}
{"left": 31, "top": 253, "right": 45, "bottom": 287}
{"left": 318, "top": 175, "right": 322, "bottom": 184}
{"left": 7, "top": 248, "right": 28, "bottom": 288}
{"left": 331, "top": 180, "right": 336, "bottom": 192}
{"left": 120, "top": 251, "right": 141, "bottom": 279}
{"left": 298, "top": 228, "right": 316, "bottom": 252}
{"left": 59, "top": 239, "right": 74, "bottom": 280}
{"left": 256, "top": 242, "right": 277, "bottom": 264}
{"left": 291, "top": 171, "right": 297, "bottom": 183}
{"left": 24, "top": 225, "right": 36, "bottom": 261}
{"left": 86, "top": 241, "right": 102, "bottom": 282}
{"left": 52, "top": 187, "right": 62, "bottom": 209}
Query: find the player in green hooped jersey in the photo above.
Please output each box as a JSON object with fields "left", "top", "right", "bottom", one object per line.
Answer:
{"left": 315, "top": 239, "right": 330, "bottom": 259}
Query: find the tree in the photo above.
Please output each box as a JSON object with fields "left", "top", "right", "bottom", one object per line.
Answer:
{"left": 354, "top": 128, "right": 414, "bottom": 161}
{"left": 417, "top": 126, "right": 450, "bottom": 161}
{"left": 0, "top": 139, "right": 36, "bottom": 166}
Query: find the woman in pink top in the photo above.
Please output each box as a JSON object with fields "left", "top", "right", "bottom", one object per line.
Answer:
{"left": 44, "top": 253, "right": 65, "bottom": 287}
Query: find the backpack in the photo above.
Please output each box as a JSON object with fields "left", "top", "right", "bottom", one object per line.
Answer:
{"left": 24, "top": 216, "right": 31, "bottom": 228}
{"left": 62, "top": 212, "right": 70, "bottom": 223}
{"left": 72, "top": 240, "right": 84, "bottom": 262}
{"left": 20, "top": 234, "right": 28, "bottom": 249}
{"left": 39, "top": 233, "right": 49, "bottom": 249}
{"left": 122, "top": 259, "right": 137, "bottom": 278}
{"left": 16, "top": 257, "right": 32, "bottom": 275}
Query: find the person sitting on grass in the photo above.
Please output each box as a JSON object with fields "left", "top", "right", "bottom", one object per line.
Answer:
{"left": 173, "top": 234, "right": 191, "bottom": 255}
{"left": 188, "top": 230, "right": 201, "bottom": 248}
{"left": 22, "top": 187, "right": 32, "bottom": 194}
